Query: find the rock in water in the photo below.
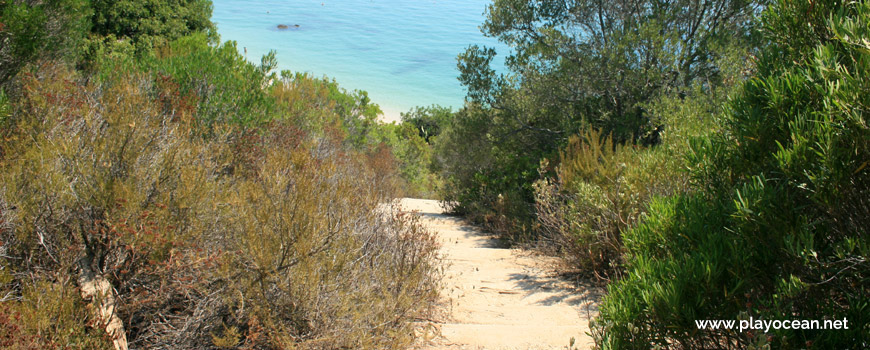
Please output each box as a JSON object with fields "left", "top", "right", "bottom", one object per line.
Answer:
{"left": 276, "top": 24, "right": 301, "bottom": 31}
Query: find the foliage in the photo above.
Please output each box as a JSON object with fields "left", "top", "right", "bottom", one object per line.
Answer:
{"left": 215, "top": 142, "right": 439, "bottom": 348}
{"left": 534, "top": 130, "right": 636, "bottom": 277}
{"left": 144, "top": 34, "right": 277, "bottom": 128}
{"left": 355, "top": 105, "right": 457, "bottom": 199}
{"left": 439, "top": 0, "right": 761, "bottom": 243}
{"left": 435, "top": 104, "right": 540, "bottom": 240}
{"left": 0, "top": 282, "right": 114, "bottom": 349}
{"left": 401, "top": 105, "right": 453, "bottom": 144}
{"left": 87, "top": 0, "right": 215, "bottom": 58}
{"left": 380, "top": 122, "right": 440, "bottom": 199}
{"left": 0, "top": 0, "right": 91, "bottom": 87}
{"left": 534, "top": 83, "right": 733, "bottom": 279}
{"left": 594, "top": 0, "right": 870, "bottom": 347}
{"left": 0, "top": 23, "right": 441, "bottom": 350}
{"left": 0, "top": 64, "right": 218, "bottom": 348}
{"left": 271, "top": 71, "right": 382, "bottom": 148}
{"left": 461, "top": 0, "right": 761, "bottom": 141}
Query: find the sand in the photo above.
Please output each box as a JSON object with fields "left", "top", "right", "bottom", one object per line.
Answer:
{"left": 399, "top": 199, "right": 601, "bottom": 350}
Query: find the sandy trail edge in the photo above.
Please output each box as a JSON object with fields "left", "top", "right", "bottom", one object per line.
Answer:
{"left": 399, "top": 199, "right": 601, "bottom": 350}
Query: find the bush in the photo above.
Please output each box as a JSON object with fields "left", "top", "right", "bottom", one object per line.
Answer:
{"left": 533, "top": 83, "right": 731, "bottom": 279}
{"left": 0, "top": 63, "right": 217, "bottom": 349}
{"left": 214, "top": 143, "right": 439, "bottom": 347}
{"left": 87, "top": 0, "right": 215, "bottom": 58}
{"left": 401, "top": 105, "right": 453, "bottom": 144}
{"left": 0, "top": 0, "right": 90, "bottom": 87}
{"left": 438, "top": 0, "right": 760, "bottom": 245}
{"left": 0, "top": 55, "right": 441, "bottom": 349}
{"left": 435, "top": 104, "right": 539, "bottom": 241}
{"left": 142, "top": 34, "right": 278, "bottom": 129}
{"left": 594, "top": 0, "right": 870, "bottom": 347}
{"left": 534, "top": 130, "right": 638, "bottom": 278}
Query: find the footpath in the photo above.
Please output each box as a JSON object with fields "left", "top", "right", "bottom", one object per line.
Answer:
{"left": 400, "top": 199, "right": 600, "bottom": 350}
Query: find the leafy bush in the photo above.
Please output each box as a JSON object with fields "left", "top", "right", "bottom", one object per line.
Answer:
{"left": 435, "top": 104, "right": 539, "bottom": 240}
{"left": 534, "top": 130, "right": 637, "bottom": 278}
{"left": 86, "top": 0, "right": 215, "bottom": 59}
{"left": 0, "top": 0, "right": 91, "bottom": 86}
{"left": 594, "top": 0, "right": 870, "bottom": 348}
{"left": 270, "top": 71, "right": 381, "bottom": 147}
{"left": 401, "top": 105, "right": 453, "bottom": 144}
{"left": 141, "top": 34, "right": 277, "bottom": 129}
{"left": 437, "top": 0, "right": 761, "bottom": 246}
{"left": 533, "top": 82, "right": 733, "bottom": 279}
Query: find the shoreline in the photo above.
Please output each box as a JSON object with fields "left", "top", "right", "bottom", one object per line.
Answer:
{"left": 378, "top": 105, "right": 404, "bottom": 124}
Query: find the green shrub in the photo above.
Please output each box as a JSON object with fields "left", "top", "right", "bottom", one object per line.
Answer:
{"left": 401, "top": 105, "right": 453, "bottom": 144}
{"left": 0, "top": 0, "right": 91, "bottom": 86}
{"left": 533, "top": 83, "right": 732, "bottom": 278}
{"left": 438, "top": 0, "right": 760, "bottom": 245}
{"left": 86, "top": 0, "right": 215, "bottom": 59}
{"left": 141, "top": 34, "right": 278, "bottom": 129}
{"left": 595, "top": 0, "right": 870, "bottom": 348}
{"left": 435, "top": 104, "right": 540, "bottom": 241}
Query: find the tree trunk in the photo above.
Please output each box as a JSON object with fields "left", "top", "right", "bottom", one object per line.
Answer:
{"left": 78, "top": 258, "right": 128, "bottom": 350}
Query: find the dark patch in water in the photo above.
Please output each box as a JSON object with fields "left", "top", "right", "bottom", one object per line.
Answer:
{"left": 273, "top": 24, "right": 302, "bottom": 31}
{"left": 390, "top": 52, "right": 447, "bottom": 75}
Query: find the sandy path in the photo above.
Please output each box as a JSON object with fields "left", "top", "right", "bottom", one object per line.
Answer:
{"left": 399, "top": 199, "right": 600, "bottom": 350}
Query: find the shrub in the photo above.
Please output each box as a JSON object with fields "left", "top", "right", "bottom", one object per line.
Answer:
{"left": 0, "top": 59, "right": 441, "bottom": 349}
{"left": 0, "top": 63, "right": 221, "bottom": 348}
{"left": 401, "top": 105, "right": 453, "bottom": 144}
{"left": 434, "top": 104, "right": 540, "bottom": 241}
{"left": 594, "top": 0, "right": 870, "bottom": 347}
{"left": 534, "top": 130, "right": 636, "bottom": 278}
{"left": 87, "top": 0, "right": 215, "bottom": 58}
{"left": 0, "top": 0, "right": 90, "bottom": 87}
{"left": 2, "top": 3, "right": 443, "bottom": 349}
{"left": 213, "top": 142, "right": 439, "bottom": 347}
{"left": 270, "top": 71, "right": 383, "bottom": 151}
{"left": 143, "top": 34, "right": 278, "bottom": 129}
{"left": 534, "top": 83, "right": 731, "bottom": 279}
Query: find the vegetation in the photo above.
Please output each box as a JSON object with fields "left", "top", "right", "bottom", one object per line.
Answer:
{"left": 437, "top": 0, "right": 762, "bottom": 242}
{"left": 0, "top": 1, "right": 440, "bottom": 349}
{"left": 595, "top": 0, "right": 869, "bottom": 347}
{"left": 2, "top": 0, "right": 868, "bottom": 348}
{"left": 437, "top": 0, "right": 868, "bottom": 347}
{"left": 0, "top": 0, "right": 90, "bottom": 87}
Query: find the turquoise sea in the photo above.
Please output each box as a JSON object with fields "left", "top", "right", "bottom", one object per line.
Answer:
{"left": 211, "top": 0, "right": 510, "bottom": 122}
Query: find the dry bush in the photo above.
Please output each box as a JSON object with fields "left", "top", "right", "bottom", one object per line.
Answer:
{"left": 534, "top": 128, "right": 689, "bottom": 279}
{"left": 211, "top": 136, "right": 439, "bottom": 348}
{"left": 0, "top": 63, "right": 441, "bottom": 349}
{"left": 0, "top": 63, "right": 224, "bottom": 348}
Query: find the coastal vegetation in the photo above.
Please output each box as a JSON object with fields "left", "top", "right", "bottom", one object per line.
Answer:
{"left": 1, "top": 0, "right": 867, "bottom": 349}
{"left": 0, "top": 1, "right": 439, "bottom": 348}
{"left": 430, "top": 0, "right": 869, "bottom": 348}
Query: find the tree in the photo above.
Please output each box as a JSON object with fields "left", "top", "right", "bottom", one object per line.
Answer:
{"left": 460, "top": 0, "right": 762, "bottom": 143}
{"left": 90, "top": 0, "right": 214, "bottom": 44}
{"left": 400, "top": 105, "right": 453, "bottom": 143}
{"left": 86, "top": 0, "right": 215, "bottom": 60}
{"left": 438, "top": 0, "right": 762, "bottom": 237}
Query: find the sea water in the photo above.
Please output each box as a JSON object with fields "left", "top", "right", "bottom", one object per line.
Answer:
{"left": 211, "top": 0, "right": 510, "bottom": 122}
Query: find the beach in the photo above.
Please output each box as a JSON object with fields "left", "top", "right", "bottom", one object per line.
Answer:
{"left": 212, "top": 0, "right": 509, "bottom": 122}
